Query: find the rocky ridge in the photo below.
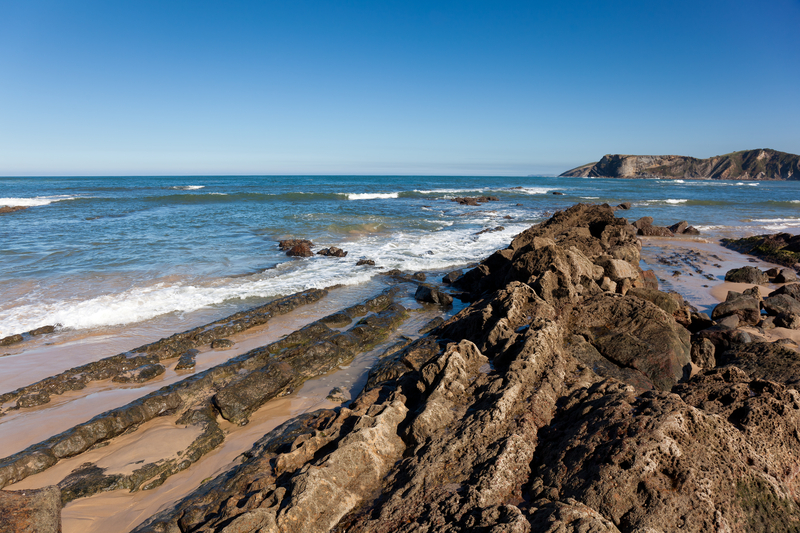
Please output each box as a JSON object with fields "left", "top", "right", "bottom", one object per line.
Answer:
{"left": 6, "top": 203, "right": 800, "bottom": 532}
{"left": 560, "top": 148, "right": 800, "bottom": 180}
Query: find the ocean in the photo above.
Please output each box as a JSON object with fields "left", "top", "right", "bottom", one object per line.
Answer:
{"left": 2, "top": 174, "right": 800, "bottom": 341}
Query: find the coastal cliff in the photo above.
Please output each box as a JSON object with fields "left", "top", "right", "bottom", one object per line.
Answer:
{"left": 560, "top": 148, "right": 800, "bottom": 180}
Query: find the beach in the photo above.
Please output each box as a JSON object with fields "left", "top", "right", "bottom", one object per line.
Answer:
{"left": 3, "top": 177, "right": 800, "bottom": 531}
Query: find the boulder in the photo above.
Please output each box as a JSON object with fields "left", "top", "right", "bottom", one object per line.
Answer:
{"left": 572, "top": 293, "right": 691, "bottom": 391}
{"left": 356, "top": 259, "right": 375, "bottom": 266}
{"left": 724, "top": 266, "right": 768, "bottom": 284}
{"left": 278, "top": 239, "right": 312, "bottom": 251}
{"left": 691, "top": 337, "right": 716, "bottom": 368}
{"left": 28, "top": 325, "right": 56, "bottom": 336}
{"left": 762, "top": 294, "right": 800, "bottom": 318}
{"left": 414, "top": 285, "right": 453, "bottom": 306}
{"left": 175, "top": 349, "right": 199, "bottom": 370}
{"left": 616, "top": 202, "right": 631, "bottom": 210}
{"left": 442, "top": 269, "right": 462, "bottom": 284}
{"left": 0, "top": 334, "right": 23, "bottom": 346}
{"left": 776, "top": 268, "right": 797, "bottom": 283}
{"left": 286, "top": 243, "right": 313, "bottom": 257}
{"left": 711, "top": 292, "right": 762, "bottom": 325}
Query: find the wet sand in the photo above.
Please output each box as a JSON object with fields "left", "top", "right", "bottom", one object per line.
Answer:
{"left": 3, "top": 282, "right": 455, "bottom": 533}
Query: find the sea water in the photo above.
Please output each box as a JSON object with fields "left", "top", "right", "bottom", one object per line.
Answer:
{"left": 1, "top": 175, "right": 800, "bottom": 339}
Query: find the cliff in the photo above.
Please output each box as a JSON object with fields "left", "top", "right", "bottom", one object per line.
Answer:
{"left": 560, "top": 148, "right": 800, "bottom": 180}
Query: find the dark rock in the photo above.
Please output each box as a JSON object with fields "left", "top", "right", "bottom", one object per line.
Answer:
{"left": 763, "top": 293, "right": 800, "bottom": 318}
{"left": 28, "top": 326, "right": 56, "bottom": 336}
{"left": 452, "top": 196, "right": 499, "bottom": 205}
{"left": 616, "top": 202, "right": 631, "bottom": 210}
{"left": 418, "top": 317, "right": 444, "bottom": 335}
{"left": 0, "top": 334, "right": 23, "bottom": 346}
{"left": 442, "top": 269, "right": 463, "bottom": 284}
{"left": 725, "top": 265, "right": 768, "bottom": 284}
{"left": 317, "top": 247, "right": 347, "bottom": 257}
{"left": 632, "top": 216, "right": 654, "bottom": 230}
{"left": 475, "top": 226, "right": 504, "bottom": 235}
{"left": 210, "top": 338, "right": 235, "bottom": 349}
{"left": 668, "top": 220, "right": 690, "bottom": 234}
{"left": 411, "top": 272, "right": 426, "bottom": 281}
{"left": 16, "top": 390, "right": 50, "bottom": 409}
{"left": 716, "top": 314, "right": 740, "bottom": 329}
{"left": 111, "top": 363, "right": 165, "bottom": 383}
{"left": 414, "top": 285, "right": 453, "bottom": 306}
{"left": 683, "top": 225, "right": 701, "bottom": 235}
{"left": 175, "top": 349, "right": 199, "bottom": 370}
{"left": 552, "top": 191, "right": 564, "bottom": 195}
{"left": 286, "top": 243, "right": 313, "bottom": 257}
{"left": 711, "top": 292, "right": 761, "bottom": 325}
{"left": 325, "top": 386, "right": 349, "bottom": 403}
{"left": 278, "top": 239, "right": 312, "bottom": 251}
{"left": 0, "top": 485, "right": 61, "bottom": 532}
{"left": 769, "top": 283, "right": 800, "bottom": 300}
{"left": 356, "top": 259, "right": 376, "bottom": 266}
{"left": 721, "top": 232, "right": 800, "bottom": 267}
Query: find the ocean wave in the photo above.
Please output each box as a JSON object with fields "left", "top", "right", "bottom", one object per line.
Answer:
{"left": 664, "top": 199, "right": 688, "bottom": 204}
{"left": 345, "top": 192, "right": 400, "bottom": 200}
{"left": 512, "top": 187, "right": 555, "bottom": 195}
{"left": 0, "top": 195, "right": 77, "bottom": 207}
{"left": 170, "top": 185, "right": 205, "bottom": 190}
{"left": 412, "top": 188, "right": 486, "bottom": 194}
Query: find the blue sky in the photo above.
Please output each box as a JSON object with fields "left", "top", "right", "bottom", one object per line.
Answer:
{"left": 1, "top": 0, "right": 798, "bottom": 176}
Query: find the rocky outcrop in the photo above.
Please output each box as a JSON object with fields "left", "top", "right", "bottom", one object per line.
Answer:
{"left": 722, "top": 232, "right": 800, "bottom": 268}
{"left": 560, "top": 148, "right": 800, "bottom": 180}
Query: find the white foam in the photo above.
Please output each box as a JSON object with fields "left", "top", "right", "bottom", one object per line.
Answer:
{"left": 514, "top": 187, "right": 555, "bottom": 195}
{"left": 581, "top": 196, "right": 600, "bottom": 199}
{"left": 171, "top": 185, "right": 205, "bottom": 190}
{"left": 345, "top": 192, "right": 399, "bottom": 200}
{"left": 673, "top": 180, "right": 685, "bottom": 183}
{"left": 413, "top": 188, "right": 486, "bottom": 194}
{"left": 664, "top": 199, "right": 688, "bottom": 204}
{"left": 0, "top": 196, "right": 76, "bottom": 207}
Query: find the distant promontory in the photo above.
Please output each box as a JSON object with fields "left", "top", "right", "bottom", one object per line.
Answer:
{"left": 560, "top": 148, "right": 800, "bottom": 180}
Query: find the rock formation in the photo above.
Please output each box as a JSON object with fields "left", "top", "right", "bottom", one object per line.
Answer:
{"left": 560, "top": 148, "right": 800, "bottom": 180}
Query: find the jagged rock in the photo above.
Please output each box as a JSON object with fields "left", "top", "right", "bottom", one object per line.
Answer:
{"left": 725, "top": 266, "right": 768, "bottom": 284}
{"left": 356, "top": 259, "right": 375, "bottom": 266}
{"left": 530, "top": 370, "right": 800, "bottom": 533}
{"left": 111, "top": 363, "right": 165, "bottom": 383}
{"left": 769, "top": 283, "right": 800, "bottom": 300}
{"left": 717, "top": 314, "right": 741, "bottom": 329}
{"left": 210, "top": 338, "right": 235, "bottom": 349}
{"left": 668, "top": 220, "right": 690, "bottom": 234}
{"left": 566, "top": 334, "right": 654, "bottom": 390}
{"left": 412, "top": 272, "right": 426, "bottom": 281}
{"left": 414, "top": 285, "right": 453, "bottom": 306}
{"left": 15, "top": 390, "right": 50, "bottom": 409}
{"left": 0, "top": 486, "right": 61, "bottom": 533}
{"left": 326, "top": 386, "right": 349, "bottom": 403}
{"left": 571, "top": 293, "right": 691, "bottom": 391}
{"left": 475, "top": 226, "right": 504, "bottom": 235}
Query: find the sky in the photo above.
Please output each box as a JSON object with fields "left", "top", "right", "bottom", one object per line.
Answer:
{"left": 1, "top": 0, "right": 798, "bottom": 176}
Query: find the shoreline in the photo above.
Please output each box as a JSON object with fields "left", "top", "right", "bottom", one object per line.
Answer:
{"left": 4, "top": 203, "right": 800, "bottom": 531}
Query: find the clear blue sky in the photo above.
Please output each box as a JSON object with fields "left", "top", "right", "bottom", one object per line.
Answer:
{"left": 1, "top": 0, "right": 798, "bottom": 176}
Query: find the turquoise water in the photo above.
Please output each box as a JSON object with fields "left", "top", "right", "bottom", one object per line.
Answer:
{"left": 2, "top": 175, "right": 800, "bottom": 336}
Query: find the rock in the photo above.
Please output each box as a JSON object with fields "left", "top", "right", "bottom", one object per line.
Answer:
{"left": 0, "top": 334, "right": 23, "bottom": 346}
{"left": 716, "top": 314, "right": 740, "bottom": 329}
{"left": 442, "top": 269, "right": 463, "bottom": 284}
{"left": 639, "top": 269, "right": 659, "bottom": 290}
{"left": 769, "top": 283, "right": 800, "bottom": 300}
{"left": 210, "top": 338, "right": 235, "bottom": 349}
{"left": 278, "top": 239, "right": 312, "bottom": 251}
{"left": 571, "top": 293, "right": 691, "bottom": 391}
{"left": 286, "top": 243, "right": 313, "bottom": 257}
{"left": 668, "top": 220, "right": 690, "bottom": 234}
{"left": 452, "top": 196, "right": 499, "bottom": 205}
{"left": 721, "top": 232, "right": 800, "bottom": 267}
{"left": 616, "top": 202, "right": 631, "bottom": 210}
{"left": 761, "top": 316, "right": 776, "bottom": 329}
{"left": 691, "top": 337, "right": 716, "bottom": 368}
{"left": 683, "top": 226, "right": 700, "bottom": 235}
{"left": 711, "top": 292, "right": 761, "bottom": 325}
{"left": 475, "top": 226, "right": 504, "bottom": 235}
{"left": 776, "top": 268, "right": 797, "bottom": 283}
{"left": 638, "top": 224, "right": 674, "bottom": 237}
{"left": 16, "top": 390, "right": 50, "bottom": 409}
{"left": 0, "top": 206, "right": 28, "bottom": 214}
{"left": 326, "top": 386, "right": 349, "bottom": 403}
{"left": 414, "top": 285, "right": 453, "bottom": 306}
{"left": 411, "top": 272, "right": 426, "bottom": 281}
{"left": 174, "top": 349, "right": 199, "bottom": 370}
{"left": 317, "top": 247, "right": 347, "bottom": 257}
{"left": 632, "top": 216, "right": 654, "bottom": 230}
{"left": 356, "top": 259, "right": 375, "bottom": 266}
{"left": 0, "top": 486, "right": 61, "bottom": 532}
{"left": 552, "top": 191, "right": 564, "bottom": 195}
{"left": 724, "top": 266, "right": 768, "bottom": 284}
{"left": 111, "top": 363, "right": 165, "bottom": 383}
{"left": 28, "top": 325, "right": 56, "bottom": 336}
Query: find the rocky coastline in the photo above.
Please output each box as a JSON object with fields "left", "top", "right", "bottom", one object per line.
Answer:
{"left": 4, "top": 203, "right": 800, "bottom": 532}
{"left": 560, "top": 148, "right": 800, "bottom": 180}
